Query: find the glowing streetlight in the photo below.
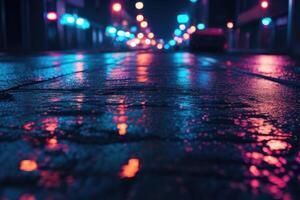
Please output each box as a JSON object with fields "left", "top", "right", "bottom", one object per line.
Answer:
{"left": 136, "top": 14, "right": 144, "bottom": 22}
{"left": 141, "top": 21, "right": 148, "bottom": 28}
{"left": 112, "top": 3, "right": 122, "bottom": 12}
{"left": 137, "top": 33, "right": 144, "bottom": 39}
{"left": 135, "top": 2, "right": 144, "bottom": 10}
{"left": 148, "top": 32, "right": 154, "bottom": 39}
{"left": 227, "top": 22, "right": 234, "bottom": 29}
{"left": 260, "top": 0, "right": 269, "bottom": 9}
{"left": 46, "top": 12, "right": 57, "bottom": 21}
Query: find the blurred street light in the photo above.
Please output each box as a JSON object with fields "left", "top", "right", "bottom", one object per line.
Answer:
{"left": 260, "top": 0, "right": 269, "bottom": 9}
{"left": 135, "top": 2, "right": 144, "bottom": 10}
{"left": 136, "top": 14, "right": 144, "bottom": 22}
{"left": 112, "top": 3, "right": 122, "bottom": 13}
{"left": 47, "top": 12, "right": 57, "bottom": 21}
{"left": 137, "top": 33, "right": 144, "bottom": 39}
{"left": 227, "top": 22, "right": 234, "bottom": 29}
{"left": 179, "top": 24, "right": 186, "bottom": 30}
{"left": 148, "top": 32, "right": 154, "bottom": 39}
{"left": 197, "top": 23, "right": 206, "bottom": 30}
{"left": 261, "top": 17, "right": 272, "bottom": 26}
{"left": 141, "top": 21, "right": 148, "bottom": 28}
{"left": 177, "top": 14, "right": 190, "bottom": 24}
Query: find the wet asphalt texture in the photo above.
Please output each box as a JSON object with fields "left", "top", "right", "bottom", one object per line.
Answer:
{"left": 0, "top": 51, "right": 300, "bottom": 200}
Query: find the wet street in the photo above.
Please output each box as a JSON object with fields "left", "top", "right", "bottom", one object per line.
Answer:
{"left": 0, "top": 51, "right": 300, "bottom": 200}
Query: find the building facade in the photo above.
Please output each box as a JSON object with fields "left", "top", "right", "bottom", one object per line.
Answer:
{"left": 0, "top": 0, "right": 110, "bottom": 52}
{"left": 236, "top": 0, "right": 300, "bottom": 54}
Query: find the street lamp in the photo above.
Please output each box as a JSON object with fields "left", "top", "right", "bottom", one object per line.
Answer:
{"left": 227, "top": 22, "right": 234, "bottom": 29}
{"left": 112, "top": 3, "right": 122, "bottom": 13}
{"left": 135, "top": 2, "right": 144, "bottom": 10}
{"left": 136, "top": 14, "right": 144, "bottom": 22}
{"left": 140, "top": 21, "right": 148, "bottom": 28}
{"left": 260, "top": 0, "right": 269, "bottom": 9}
{"left": 46, "top": 12, "right": 58, "bottom": 21}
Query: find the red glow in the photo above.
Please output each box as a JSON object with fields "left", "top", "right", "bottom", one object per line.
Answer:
{"left": 47, "top": 12, "right": 58, "bottom": 21}
{"left": 112, "top": 3, "right": 122, "bottom": 12}
{"left": 42, "top": 117, "right": 58, "bottom": 133}
{"left": 260, "top": 0, "right": 269, "bottom": 9}
{"left": 19, "top": 194, "right": 36, "bottom": 200}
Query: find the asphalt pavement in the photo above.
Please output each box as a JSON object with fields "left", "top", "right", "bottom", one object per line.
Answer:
{"left": 0, "top": 51, "right": 300, "bottom": 200}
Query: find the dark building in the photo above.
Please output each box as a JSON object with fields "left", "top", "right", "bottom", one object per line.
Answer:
{"left": 194, "top": 0, "right": 236, "bottom": 28}
{"left": 0, "top": 0, "right": 110, "bottom": 52}
{"left": 208, "top": 0, "right": 236, "bottom": 28}
{"left": 236, "top": 0, "right": 300, "bottom": 54}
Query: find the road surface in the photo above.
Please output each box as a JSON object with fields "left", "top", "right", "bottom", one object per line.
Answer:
{"left": 0, "top": 51, "right": 300, "bottom": 199}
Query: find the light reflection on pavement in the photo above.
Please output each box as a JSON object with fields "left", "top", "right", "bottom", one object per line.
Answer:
{"left": 0, "top": 51, "right": 299, "bottom": 199}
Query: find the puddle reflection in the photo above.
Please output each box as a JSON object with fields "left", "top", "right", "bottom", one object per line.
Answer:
{"left": 120, "top": 158, "right": 140, "bottom": 178}
{"left": 19, "top": 160, "right": 38, "bottom": 172}
{"left": 113, "top": 99, "right": 129, "bottom": 136}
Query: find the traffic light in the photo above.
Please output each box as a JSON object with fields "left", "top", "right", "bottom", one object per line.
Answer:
{"left": 260, "top": 0, "right": 269, "bottom": 9}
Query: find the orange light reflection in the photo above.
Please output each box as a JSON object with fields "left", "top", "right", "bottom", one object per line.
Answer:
{"left": 120, "top": 158, "right": 140, "bottom": 178}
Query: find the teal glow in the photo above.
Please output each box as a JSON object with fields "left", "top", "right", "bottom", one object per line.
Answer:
{"left": 76, "top": 18, "right": 90, "bottom": 29}
{"left": 174, "top": 29, "right": 182, "bottom": 36}
{"left": 60, "top": 14, "right": 90, "bottom": 29}
{"left": 60, "top": 14, "right": 75, "bottom": 25}
{"left": 169, "top": 40, "right": 176, "bottom": 46}
{"left": 130, "top": 26, "right": 138, "bottom": 33}
{"left": 117, "top": 30, "right": 125, "bottom": 37}
{"left": 197, "top": 23, "right": 206, "bottom": 30}
{"left": 106, "top": 26, "right": 117, "bottom": 35}
{"left": 261, "top": 17, "right": 272, "bottom": 26}
{"left": 164, "top": 44, "right": 170, "bottom": 50}
{"left": 177, "top": 14, "right": 189, "bottom": 24}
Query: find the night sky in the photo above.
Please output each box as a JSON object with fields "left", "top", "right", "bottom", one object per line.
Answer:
{"left": 126, "top": 0, "right": 191, "bottom": 40}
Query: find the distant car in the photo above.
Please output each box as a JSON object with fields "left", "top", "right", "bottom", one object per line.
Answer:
{"left": 189, "top": 28, "right": 227, "bottom": 52}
